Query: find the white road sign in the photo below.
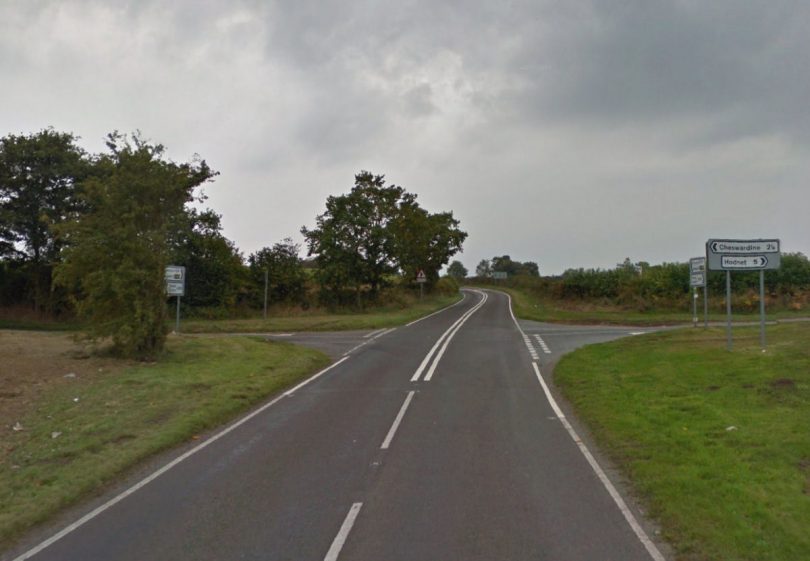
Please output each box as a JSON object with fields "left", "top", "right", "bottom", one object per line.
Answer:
{"left": 165, "top": 266, "right": 185, "bottom": 281}
{"left": 707, "top": 239, "right": 780, "bottom": 271}
{"left": 708, "top": 240, "right": 779, "bottom": 254}
{"left": 689, "top": 257, "right": 706, "bottom": 273}
{"left": 690, "top": 273, "right": 706, "bottom": 287}
{"left": 165, "top": 265, "right": 186, "bottom": 296}
{"left": 416, "top": 270, "right": 427, "bottom": 283}
{"left": 720, "top": 255, "right": 771, "bottom": 270}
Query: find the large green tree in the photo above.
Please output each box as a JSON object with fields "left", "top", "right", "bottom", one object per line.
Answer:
{"left": 302, "top": 171, "right": 467, "bottom": 305}
{"left": 302, "top": 172, "right": 406, "bottom": 304}
{"left": 55, "top": 133, "right": 217, "bottom": 358}
{"left": 0, "top": 129, "right": 88, "bottom": 311}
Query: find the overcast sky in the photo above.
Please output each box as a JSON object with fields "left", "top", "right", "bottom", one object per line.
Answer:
{"left": 2, "top": 0, "right": 809, "bottom": 274}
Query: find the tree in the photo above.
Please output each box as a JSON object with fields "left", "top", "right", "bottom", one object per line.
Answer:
{"left": 0, "top": 129, "right": 88, "bottom": 311}
{"left": 475, "top": 259, "right": 492, "bottom": 278}
{"left": 302, "top": 172, "right": 404, "bottom": 304}
{"left": 447, "top": 260, "right": 468, "bottom": 280}
{"left": 55, "top": 133, "right": 217, "bottom": 358}
{"left": 171, "top": 209, "right": 245, "bottom": 309}
{"left": 303, "top": 171, "right": 467, "bottom": 305}
{"left": 390, "top": 201, "right": 467, "bottom": 285}
{"left": 248, "top": 238, "right": 307, "bottom": 305}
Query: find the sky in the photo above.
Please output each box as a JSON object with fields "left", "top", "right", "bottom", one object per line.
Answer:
{"left": 2, "top": 0, "right": 809, "bottom": 274}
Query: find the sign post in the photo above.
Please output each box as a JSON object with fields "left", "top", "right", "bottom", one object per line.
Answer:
{"left": 165, "top": 265, "right": 186, "bottom": 333}
{"left": 689, "top": 257, "right": 706, "bottom": 328}
{"left": 706, "top": 239, "right": 780, "bottom": 351}
{"left": 416, "top": 269, "right": 427, "bottom": 299}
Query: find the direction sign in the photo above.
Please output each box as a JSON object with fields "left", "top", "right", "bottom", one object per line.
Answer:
{"left": 708, "top": 240, "right": 779, "bottom": 255}
{"left": 721, "top": 255, "right": 771, "bottom": 270}
{"left": 165, "top": 265, "right": 186, "bottom": 296}
{"left": 706, "top": 239, "right": 780, "bottom": 271}
{"left": 492, "top": 271, "right": 508, "bottom": 280}
{"left": 690, "top": 273, "right": 706, "bottom": 287}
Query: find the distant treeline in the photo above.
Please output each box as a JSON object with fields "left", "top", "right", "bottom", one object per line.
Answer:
{"left": 473, "top": 255, "right": 810, "bottom": 311}
{"left": 1, "top": 129, "right": 466, "bottom": 356}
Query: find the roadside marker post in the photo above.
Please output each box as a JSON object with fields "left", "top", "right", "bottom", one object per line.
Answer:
{"left": 689, "top": 257, "right": 706, "bottom": 328}
{"left": 165, "top": 265, "right": 186, "bottom": 334}
{"left": 706, "top": 239, "right": 780, "bottom": 351}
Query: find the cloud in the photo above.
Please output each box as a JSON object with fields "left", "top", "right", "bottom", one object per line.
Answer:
{"left": 1, "top": 0, "right": 808, "bottom": 273}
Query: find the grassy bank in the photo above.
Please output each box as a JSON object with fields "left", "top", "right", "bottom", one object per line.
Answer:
{"left": 488, "top": 284, "right": 809, "bottom": 325}
{"left": 181, "top": 293, "right": 462, "bottom": 333}
{"left": 555, "top": 323, "right": 810, "bottom": 561}
{"left": 0, "top": 335, "right": 330, "bottom": 549}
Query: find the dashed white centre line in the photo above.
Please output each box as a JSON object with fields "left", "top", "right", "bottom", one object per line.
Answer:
{"left": 323, "top": 502, "right": 363, "bottom": 561}
{"left": 381, "top": 391, "right": 415, "bottom": 449}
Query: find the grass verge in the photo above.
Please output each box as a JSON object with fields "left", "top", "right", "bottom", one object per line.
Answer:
{"left": 554, "top": 322, "right": 810, "bottom": 561}
{"left": 491, "top": 285, "right": 809, "bottom": 325}
{"left": 181, "top": 293, "right": 462, "bottom": 333}
{"left": 0, "top": 335, "right": 330, "bottom": 550}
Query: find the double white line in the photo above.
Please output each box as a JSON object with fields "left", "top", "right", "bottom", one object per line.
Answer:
{"left": 410, "top": 290, "right": 488, "bottom": 382}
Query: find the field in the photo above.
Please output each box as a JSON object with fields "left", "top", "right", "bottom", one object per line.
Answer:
{"left": 0, "top": 331, "right": 329, "bottom": 549}
{"left": 496, "top": 284, "right": 810, "bottom": 325}
{"left": 554, "top": 323, "right": 810, "bottom": 561}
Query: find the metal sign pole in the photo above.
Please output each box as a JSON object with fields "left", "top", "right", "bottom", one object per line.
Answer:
{"left": 726, "top": 271, "right": 732, "bottom": 351}
{"left": 176, "top": 295, "right": 181, "bottom": 334}
{"left": 703, "top": 283, "right": 708, "bottom": 329}
{"left": 692, "top": 287, "right": 698, "bottom": 327}
{"left": 760, "top": 270, "right": 766, "bottom": 350}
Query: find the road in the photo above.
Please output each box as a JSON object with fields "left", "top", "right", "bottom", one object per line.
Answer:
{"left": 5, "top": 289, "right": 669, "bottom": 561}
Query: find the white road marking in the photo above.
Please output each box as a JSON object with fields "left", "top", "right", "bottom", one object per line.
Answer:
{"left": 531, "top": 363, "right": 665, "bottom": 561}
{"left": 405, "top": 292, "right": 468, "bottom": 327}
{"left": 411, "top": 290, "right": 487, "bottom": 382}
{"left": 363, "top": 328, "right": 387, "bottom": 339}
{"left": 533, "top": 334, "right": 552, "bottom": 354}
{"left": 521, "top": 333, "right": 540, "bottom": 359}
{"left": 381, "top": 391, "right": 415, "bottom": 449}
{"left": 343, "top": 328, "right": 397, "bottom": 356}
{"left": 10, "top": 356, "right": 351, "bottom": 561}
{"left": 499, "top": 290, "right": 666, "bottom": 561}
{"left": 630, "top": 331, "right": 646, "bottom": 336}
{"left": 324, "top": 502, "right": 363, "bottom": 561}
{"left": 268, "top": 333, "right": 294, "bottom": 337}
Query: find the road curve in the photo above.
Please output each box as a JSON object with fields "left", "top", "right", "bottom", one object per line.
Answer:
{"left": 4, "top": 289, "right": 668, "bottom": 561}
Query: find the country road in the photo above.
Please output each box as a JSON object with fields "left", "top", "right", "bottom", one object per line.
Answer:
{"left": 5, "top": 289, "right": 670, "bottom": 561}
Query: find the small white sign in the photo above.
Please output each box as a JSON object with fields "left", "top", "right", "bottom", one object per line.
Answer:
{"left": 689, "top": 257, "right": 706, "bottom": 274}
{"left": 416, "top": 270, "right": 427, "bottom": 283}
{"left": 690, "top": 273, "right": 706, "bottom": 287}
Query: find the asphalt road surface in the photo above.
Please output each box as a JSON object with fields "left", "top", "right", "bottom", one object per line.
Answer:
{"left": 5, "top": 289, "right": 669, "bottom": 561}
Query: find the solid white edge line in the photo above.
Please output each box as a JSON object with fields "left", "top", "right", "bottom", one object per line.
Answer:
{"left": 323, "top": 502, "right": 363, "bottom": 561}
{"left": 423, "top": 291, "right": 488, "bottom": 381}
{"left": 11, "top": 355, "right": 351, "bottom": 561}
{"left": 405, "top": 291, "right": 468, "bottom": 327}
{"left": 410, "top": 291, "right": 484, "bottom": 382}
{"left": 380, "top": 391, "right": 416, "bottom": 449}
{"left": 531, "top": 363, "right": 665, "bottom": 561}
{"left": 498, "top": 290, "right": 666, "bottom": 561}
